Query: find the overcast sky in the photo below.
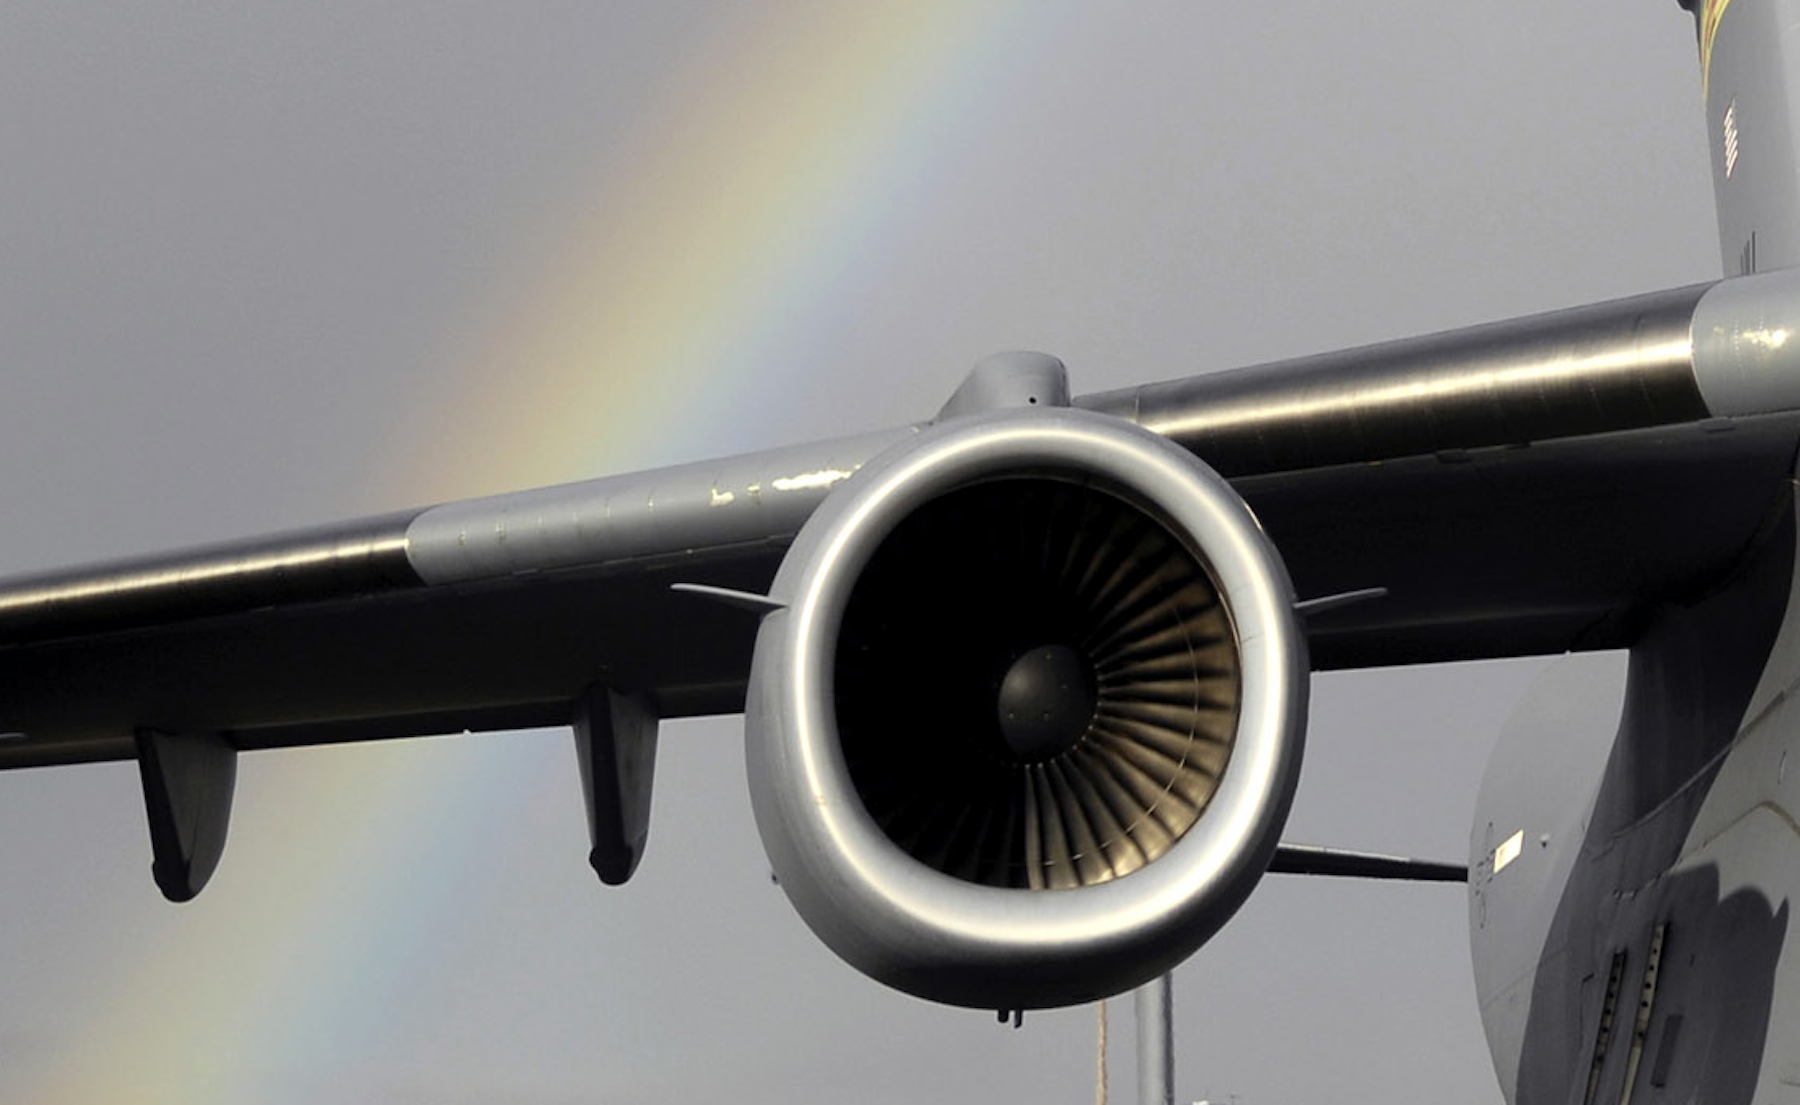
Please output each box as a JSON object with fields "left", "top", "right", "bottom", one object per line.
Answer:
{"left": 0, "top": 5, "right": 1723, "bottom": 1103}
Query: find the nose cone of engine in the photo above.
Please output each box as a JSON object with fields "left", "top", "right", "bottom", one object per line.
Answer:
{"left": 996, "top": 645, "right": 1097, "bottom": 761}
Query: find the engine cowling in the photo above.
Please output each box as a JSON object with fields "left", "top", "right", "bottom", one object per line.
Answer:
{"left": 745, "top": 407, "right": 1307, "bottom": 1009}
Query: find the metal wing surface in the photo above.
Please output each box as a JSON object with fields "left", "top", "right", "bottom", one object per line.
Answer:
{"left": 4, "top": 272, "right": 1800, "bottom": 770}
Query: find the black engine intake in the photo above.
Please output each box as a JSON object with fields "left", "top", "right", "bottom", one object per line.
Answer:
{"left": 836, "top": 478, "right": 1241, "bottom": 891}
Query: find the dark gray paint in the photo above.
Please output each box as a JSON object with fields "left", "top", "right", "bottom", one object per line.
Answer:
{"left": 1473, "top": 486, "right": 1796, "bottom": 1104}
{"left": 1465, "top": 7, "right": 1800, "bottom": 1099}
{"left": 573, "top": 686, "right": 659, "bottom": 886}
{"left": 134, "top": 727, "right": 236, "bottom": 901}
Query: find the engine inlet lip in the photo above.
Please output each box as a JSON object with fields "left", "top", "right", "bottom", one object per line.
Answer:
{"left": 747, "top": 407, "right": 1308, "bottom": 1007}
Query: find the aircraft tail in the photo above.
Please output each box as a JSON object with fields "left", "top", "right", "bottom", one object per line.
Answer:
{"left": 1689, "top": 0, "right": 1800, "bottom": 273}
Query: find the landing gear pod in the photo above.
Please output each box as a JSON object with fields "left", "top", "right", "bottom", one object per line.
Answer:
{"left": 745, "top": 408, "right": 1309, "bottom": 1009}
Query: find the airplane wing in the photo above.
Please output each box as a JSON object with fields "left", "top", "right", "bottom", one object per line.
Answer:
{"left": 0, "top": 427, "right": 913, "bottom": 767}
{"left": 5, "top": 265, "right": 1800, "bottom": 1005}
{"left": 4, "top": 273, "right": 1794, "bottom": 766}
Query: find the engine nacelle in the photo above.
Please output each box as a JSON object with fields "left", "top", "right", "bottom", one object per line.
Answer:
{"left": 745, "top": 408, "right": 1307, "bottom": 1009}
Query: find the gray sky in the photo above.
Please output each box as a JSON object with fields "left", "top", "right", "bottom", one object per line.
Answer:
{"left": 0, "top": 4, "right": 1721, "bottom": 1103}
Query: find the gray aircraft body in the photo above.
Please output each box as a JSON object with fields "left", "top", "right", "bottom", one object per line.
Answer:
{"left": 3, "top": 2, "right": 1796, "bottom": 1099}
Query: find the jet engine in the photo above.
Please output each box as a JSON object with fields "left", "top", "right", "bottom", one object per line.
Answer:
{"left": 745, "top": 407, "right": 1308, "bottom": 1009}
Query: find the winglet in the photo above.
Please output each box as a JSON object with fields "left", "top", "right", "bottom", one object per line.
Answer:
{"left": 135, "top": 728, "right": 237, "bottom": 902}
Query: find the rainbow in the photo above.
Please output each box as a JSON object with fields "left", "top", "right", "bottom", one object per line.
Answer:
{"left": 22, "top": 4, "right": 1076, "bottom": 1100}
{"left": 400, "top": 2, "right": 1034, "bottom": 499}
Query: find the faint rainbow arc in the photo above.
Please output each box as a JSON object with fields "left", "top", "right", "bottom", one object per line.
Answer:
{"left": 29, "top": 4, "right": 1058, "bottom": 1101}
